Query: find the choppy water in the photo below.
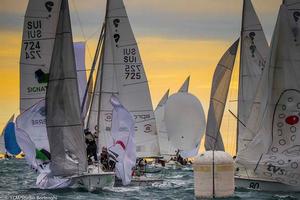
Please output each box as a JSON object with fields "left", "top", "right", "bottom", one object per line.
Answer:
{"left": 0, "top": 159, "right": 299, "bottom": 200}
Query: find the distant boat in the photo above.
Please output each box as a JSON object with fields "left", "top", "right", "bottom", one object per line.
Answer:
{"left": 0, "top": 115, "right": 19, "bottom": 159}
{"left": 85, "top": 0, "right": 160, "bottom": 159}
{"left": 235, "top": 0, "right": 300, "bottom": 192}
{"left": 155, "top": 76, "right": 191, "bottom": 160}
{"left": 164, "top": 78, "right": 206, "bottom": 160}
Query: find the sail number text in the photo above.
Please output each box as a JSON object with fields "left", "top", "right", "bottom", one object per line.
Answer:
{"left": 123, "top": 48, "right": 141, "bottom": 80}
{"left": 25, "top": 20, "right": 42, "bottom": 60}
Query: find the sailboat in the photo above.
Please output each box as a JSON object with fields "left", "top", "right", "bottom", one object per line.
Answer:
{"left": 164, "top": 79, "right": 206, "bottom": 161}
{"left": 15, "top": 0, "right": 115, "bottom": 191}
{"left": 155, "top": 76, "right": 190, "bottom": 161}
{"left": 85, "top": 0, "right": 160, "bottom": 160}
{"left": 0, "top": 115, "right": 19, "bottom": 159}
{"left": 235, "top": 0, "right": 300, "bottom": 192}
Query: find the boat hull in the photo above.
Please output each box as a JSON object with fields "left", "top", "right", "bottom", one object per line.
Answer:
{"left": 235, "top": 176, "right": 300, "bottom": 192}
{"left": 73, "top": 172, "right": 115, "bottom": 192}
{"left": 114, "top": 176, "right": 163, "bottom": 187}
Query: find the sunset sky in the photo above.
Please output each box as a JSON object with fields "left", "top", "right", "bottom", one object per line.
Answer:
{"left": 0, "top": 0, "right": 282, "bottom": 155}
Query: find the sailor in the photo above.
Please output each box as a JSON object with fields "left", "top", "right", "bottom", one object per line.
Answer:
{"left": 85, "top": 130, "right": 98, "bottom": 164}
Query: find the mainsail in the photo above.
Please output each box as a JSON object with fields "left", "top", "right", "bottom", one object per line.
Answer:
{"left": 205, "top": 39, "right": 239, "bottom": 151}
{"left": 237, "top": 0, "right": 269, "bottom": 152}
{"left": 88, "top": 0, "right": 159, "bottom": 158}
{"left": 46, "top": 0, "right": 87, "bottom": 176}
{"left": 20, "top": 0, "right": 61, "bottom": 112}
{"left": 237, "top": 0, "right": 300, "bottom": 186}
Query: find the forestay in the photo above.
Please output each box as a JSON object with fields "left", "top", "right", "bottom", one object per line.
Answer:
{"left": 237, "top": 0, "right": 300, "bottom": 186}
{"left": 205, "top": 39, "right": 239, "bottom": 151}
{"left": 237, "top": 0, "right": 269, "bottom": 152}
{"left": 46, "top": 0, "right": 87, "bottom": 176}
{"left": 20, "top": 0, "right": 61, "bottom": 112}
{"left": 95, "top": 0, "right": 159, "bottom": 158}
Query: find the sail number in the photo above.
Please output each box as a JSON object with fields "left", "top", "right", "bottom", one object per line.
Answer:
{"left": 24, "top": 41, "right": 41, "bottom": 60}
{"left": 123, "top": 48, "right": 141, "bottom": 80}
{"left": 125, "top": 65, "right": 141, "bottom": 79}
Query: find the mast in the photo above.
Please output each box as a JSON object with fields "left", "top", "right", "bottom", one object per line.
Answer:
{"left": 96, "top": 0, "right": 110, "bottom": 148}
{"left": 81, "top": 23, "right": 105, "bottom": 116}
{"left": 236, "top": 0, "right": 246, "bottom": 155}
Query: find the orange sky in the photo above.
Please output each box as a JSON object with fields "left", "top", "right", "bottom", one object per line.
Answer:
{"left": 0, "top": 0, "right": 282, "bottom": 155}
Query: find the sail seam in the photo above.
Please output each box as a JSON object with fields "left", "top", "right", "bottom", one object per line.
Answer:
{"left": 123, "top": 81, "right": 148, "bottom": 87}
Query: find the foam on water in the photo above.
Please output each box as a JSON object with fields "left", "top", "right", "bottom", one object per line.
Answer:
{"left": 0, "top": 159, "right": 300, "bottom": 200}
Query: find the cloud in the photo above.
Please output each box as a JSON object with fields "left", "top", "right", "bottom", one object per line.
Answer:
{"left": 0, "top": 0, "right": 282, "bottom": 42}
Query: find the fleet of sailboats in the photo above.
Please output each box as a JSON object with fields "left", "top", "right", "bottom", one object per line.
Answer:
{"left": 1, "top": 0, "right": 300, "bottom": 194}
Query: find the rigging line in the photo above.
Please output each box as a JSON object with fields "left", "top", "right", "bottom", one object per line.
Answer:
{"left": 70, "top": 0, "right": 93, "bottom": 63}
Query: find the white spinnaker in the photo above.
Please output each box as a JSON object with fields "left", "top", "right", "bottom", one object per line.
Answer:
{"left": 16, "top": 100, "right": 48, "bottom": 151}
{"left": 164, "top": 93, "right": 206, "bottom": 154}
{"left": 237, "top": 0, "right": 269, "bottom": 152}
{"left": 178, "top": 76, "right": 190, "bottom": 93}
{"left": 46, "top": 0, "right": 87, "bottom": 176}
{"left": 237, "top": 0, "right": 300, "bottom": 186}
{"left": 20, "top": 0, "right": 61, "bottom": 112}
{"left": 205, "top": 39, "right": 239, "bottom": 151}
{"left": 97, "top": 0, "right": 159, "bottom": 158}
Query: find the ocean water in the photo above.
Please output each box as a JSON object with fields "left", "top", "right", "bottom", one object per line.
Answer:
{"left": 0, "top": 159, "right": 299, "bottom": 200}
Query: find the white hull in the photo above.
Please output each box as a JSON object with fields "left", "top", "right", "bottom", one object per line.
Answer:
{"left": 72, "top": 165, "right": 115, "bottom": 191}
{"left": 115, "top": 176, "right": 163, "bottom": 187}
{"left": 235, "top": 176, "right": 300, "bottom": 192}
{"left": 73, "top": 172, "right": 115, "bottom": 192}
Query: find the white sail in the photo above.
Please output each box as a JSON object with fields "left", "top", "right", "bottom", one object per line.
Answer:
{"left": 237, "top": 0, "right": 269, "bottom": 152}
{"left": 95, "top": 0, "right": 159, "bottom": 158}
{"left": 46, "top": 0, "right": 87, "bottom": 176}
{"left": 20, "top": 0, "right": 61, "bottom": 112}
{"left": 164, "top": 93, "right": 206, "bottom": 154}
{"left": 205, "top": 39, "right": 239, "bottom": 151}
{"left": 237, "top": 0, "right": 300, "bottom": 186}
{"left": 15, "top": 43, "right": 87, "bottom": 153}
{"left": 108, "top": 96, "right": 136, "bottom": 185}
{"left": 178, "top": 76, "right": 190, "bottom": 93}
{"left": 156, "top": 89, "right": 169, "bottom": 109}
{"left": 155, "top": 90, "right": 177, "bottom": 157}
{"left": 16, "top": 100, "right": 49, "bottom": 151}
